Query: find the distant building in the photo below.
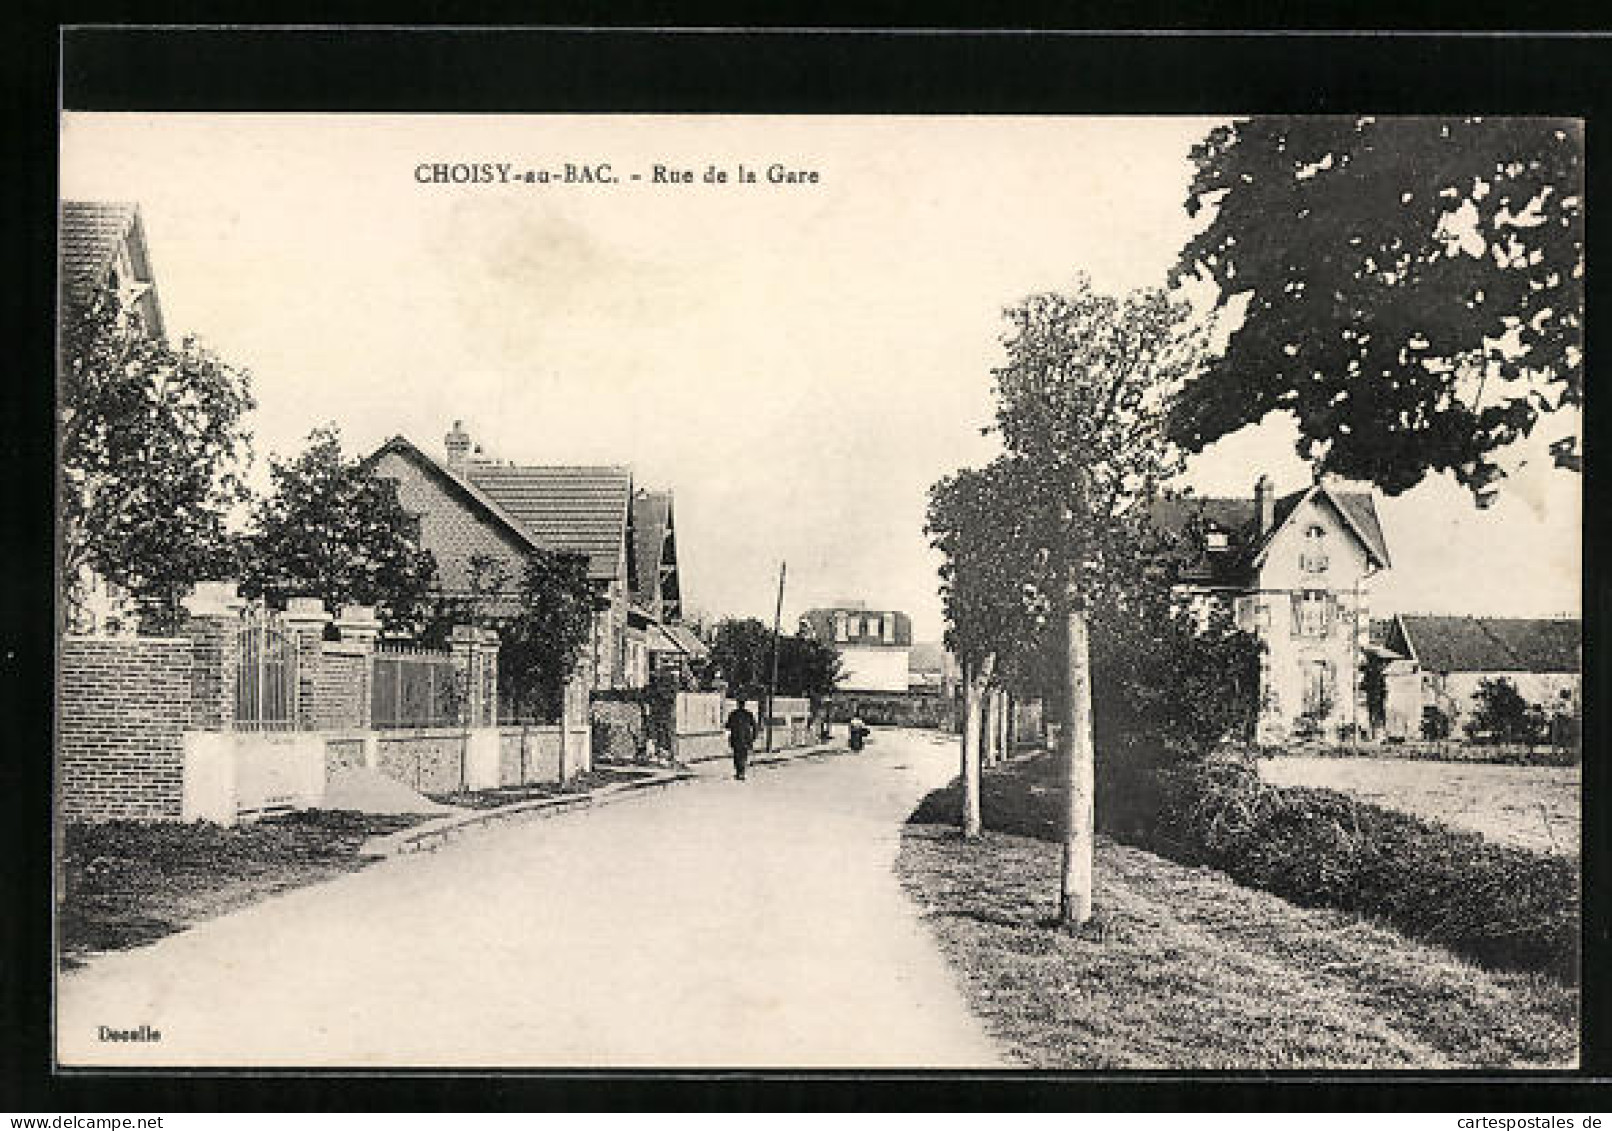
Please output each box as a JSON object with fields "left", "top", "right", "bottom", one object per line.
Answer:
{"left": 1373, "top": 614, "right": 1581, "bottom": 737}
{"left": 800, "top": 603, "right": 913, "bottom": 693}
{"left": 907, "top": 641, "right": 960, "bottom": 697}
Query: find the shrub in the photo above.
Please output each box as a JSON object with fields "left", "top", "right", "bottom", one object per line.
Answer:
{"left": 1155, "top": 755, "right": 1579, "bottom": 981}
{"left": 1421, "top": 705, "right": 1452, "bottom": 740}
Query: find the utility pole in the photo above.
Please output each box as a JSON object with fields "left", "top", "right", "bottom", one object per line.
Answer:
{"left": 765, "top": 560, "right": 786, "bottom": 752}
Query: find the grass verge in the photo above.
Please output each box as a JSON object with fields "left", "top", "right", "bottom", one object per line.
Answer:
{"left": 898, "top": 822, "right": 1579, "bottom": 1069}
{"left": 58, "top": 810, "right": 433, "bottom": 969}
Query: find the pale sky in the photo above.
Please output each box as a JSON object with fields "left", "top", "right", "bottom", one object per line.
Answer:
{"left": 60, "top": 113, "right": 1581, "bottom": 640}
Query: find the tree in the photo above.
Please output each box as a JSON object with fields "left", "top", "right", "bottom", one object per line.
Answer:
{"left": 495, "top": 551, "right": 597, "bottom": 721}
{"left": 776, "top": 631, "right": 844, "bottom": 702}
{"left": 242, "top": 425, "right": 437, "bottom": 630}
{"left": 927, "top": 458, "right": 1048, "bottom": 838}
{"left": 418, "top": 550, "right": 597, "bottom": 721}
{"left": 1467, "top": 677, "right": 1543, "bottom": 745}
{"left": 707, "top": 617, "right": 774, "bottom": 698}
{"left": 60, "top": 284, "right": 255, "bottom": 633}
{"left": 707, "top": 618, "right": 840, "bottom": 700}
{"left": 1173, "top": 117, "right": 1583, "bottom": 501}
{"left": 1361, "top": 652, "right": 1390, "bottom": 736}
{"left": 989, "top": 277, "right": 1204, "bottom": 926}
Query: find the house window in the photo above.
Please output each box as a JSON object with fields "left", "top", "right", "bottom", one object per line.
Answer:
{"left": 865, "top": 617, "right": 878, "bottom": 637}
{"left": 881, "top": 614, "right": 895, "bottom": 643}
{"left": 1293, "top": 590, "right": 1333, "bottom": 638}
{"left": 835, "top": 613, "right": 849, "bottom": 642}
{"left": 1206, "top": 529, "right": 1229, "bottom": 551}
{"left": 1302, "top": 659, "right": 1336, "bottom": 717}
{"left": 1300, "top": 524, "right": 1329, "bottom": 573}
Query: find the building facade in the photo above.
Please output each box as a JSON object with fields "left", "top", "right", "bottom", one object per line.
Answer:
{"left": 367, "top": 423, "right": 687, "bottom": 693}
{"left": 800, "top": 604, "right": 914, "bottom": 693}
{"left": 1152, "top": 475, "right": 1392, "bottom": 745}
{"left": 1374, "top": 614, "right": 1581, "bottom": 737}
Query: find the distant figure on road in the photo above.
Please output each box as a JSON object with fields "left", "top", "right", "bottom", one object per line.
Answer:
{"left": 726, "top": 698, "right": 758, "bottom": 781}
{"left": 849, "top": 715, "right": 869, "bottom": 752}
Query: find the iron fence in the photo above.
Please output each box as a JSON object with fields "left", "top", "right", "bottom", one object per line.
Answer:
{"left": 234, "top": 612, "right": 299, "bottom": 731}
{"left": 372, "top": 646, "right": 463, "bottom": 729}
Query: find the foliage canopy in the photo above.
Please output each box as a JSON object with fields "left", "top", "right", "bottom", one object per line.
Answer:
{"left": 60, "top": 285, "right": 255, "bottom": 633}
{"left": 1172, "top": 116, "right": 1583, "bottom": 501}
{"left": 241, "top": 426, "right": 437, "bottom": 630}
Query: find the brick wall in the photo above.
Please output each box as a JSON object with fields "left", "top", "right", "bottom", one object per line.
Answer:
{"left": 312, "top": 644, "right": 370, "bottom": 730}
{"left": 59, "top": 635, "right": 194, "bottom": 821}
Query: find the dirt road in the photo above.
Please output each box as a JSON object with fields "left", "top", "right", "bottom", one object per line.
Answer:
{"left": 57, "top": 729, "right": 1000, "bottom": 1068}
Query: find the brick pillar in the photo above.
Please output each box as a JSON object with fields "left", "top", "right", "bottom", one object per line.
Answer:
{"left": 282, "top": 596, "right": 332, "bottom": 731}
{"left": 478, "top": 627, "right": 500, "bottom": 726}
{"left": 450, "top": 625, "right": 491, "bottom": 727}
{"left": 180, "top": 581, "right": 246, "bottom": 730}
{"left": 334, "top": 604, "right": 382, "bottom": 730}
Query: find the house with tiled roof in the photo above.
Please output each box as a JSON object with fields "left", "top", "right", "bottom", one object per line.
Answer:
{"left": 1374, "top": 614, "right": 1581, "bottom": 734}
{"left": 60, "top": 201, "right": 169, "bottom": 633}
{"left": 1150, "top": 474, "right": 1392, "bottom": 744}
{"left": 367, "top": 423, "right": 687, "bottom": 691}
{"left": 60, "top": 200, "right": 166, "bottom": 339}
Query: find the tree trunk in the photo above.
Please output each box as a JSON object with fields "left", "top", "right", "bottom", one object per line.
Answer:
{"left": 960, "top": 653, "right": 995, "bottom": 839}
{"left": 982, "top": 684, "right": 999, "bottom": 768}
{"left": 1000, "top": 690, "right": 1013, "bottom": 761}
{"left": 1059, "top": 597, "right": 1096, "bottom": 927}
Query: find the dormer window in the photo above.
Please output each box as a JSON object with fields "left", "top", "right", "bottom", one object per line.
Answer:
{"left": 1300, "top": 524, "right": 1329, "bottom": 573}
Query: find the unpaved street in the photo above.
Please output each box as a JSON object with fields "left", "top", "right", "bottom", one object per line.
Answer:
{"left": 58, "top": 729, "right": 1000, "bottom": 1068}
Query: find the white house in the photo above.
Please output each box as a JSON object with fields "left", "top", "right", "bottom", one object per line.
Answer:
{"left": 800, "top": 603, "right": 914, "bottom": 693}
{"left": 1151, "top": 474, "right": 1392, "bottom": 744}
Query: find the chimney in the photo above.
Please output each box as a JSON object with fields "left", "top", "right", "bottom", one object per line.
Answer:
{"left": 1255, "top": 474, "right": 1275, "bottom": 535}
{"left": 445, "top": 420, "right": 470, "bottom": 467}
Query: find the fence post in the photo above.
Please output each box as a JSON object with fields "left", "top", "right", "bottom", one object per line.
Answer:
{"left": 335, "top": 604, "right": 382, "bottom": 731}
{"left": 479, "top": 628, "right": 500, "bottom": 727}
{"left": 450, "top": 625, "right": 481, "bottom": 727}
{"left": 282, "top": 596, "right": 332, "bottom": 730}
{"left": 180, "top": 582, "right": 246, "bottom": 731}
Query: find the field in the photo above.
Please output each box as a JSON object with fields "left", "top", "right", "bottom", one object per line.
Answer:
{"left": 1260, "top": 755, "right": 1580, "bottom": 857}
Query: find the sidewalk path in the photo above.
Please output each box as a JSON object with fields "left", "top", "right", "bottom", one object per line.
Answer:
{"left": 57, "top": 729, "right": 1000, "bottom": 1068}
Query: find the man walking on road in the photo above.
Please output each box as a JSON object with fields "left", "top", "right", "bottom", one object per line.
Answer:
{"left": 726, "top": 697, "right": 758, "bottom": 780}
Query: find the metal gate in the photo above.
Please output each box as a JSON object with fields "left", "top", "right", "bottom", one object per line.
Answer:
{"left": 234, "top": 611, "right": 299, "bottom": 731}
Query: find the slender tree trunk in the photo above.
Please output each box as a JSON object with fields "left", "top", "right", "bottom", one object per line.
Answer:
{"left": 982, "top": 683, "right": 998, "bottom": 768}
{"left": 999, "top": 689, "right": 1010, "bottom": 761}
{"left": 1059, "top": 594, "right": 1096, "bottom": 927}
{"left": 960, "top": 653, "right": 995, "bottom": 839}
{"left": 999, "top": 690, "right": 1012, "bottom": 762}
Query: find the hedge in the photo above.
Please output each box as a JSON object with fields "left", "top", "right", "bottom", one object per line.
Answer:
{"left": 1154, "top": 756, "right": 1580, "bottom": 981}
{"left": 910, "top": 750, "right": 1579, "bottom": 982}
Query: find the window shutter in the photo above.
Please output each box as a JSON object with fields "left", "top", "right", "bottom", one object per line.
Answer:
{"left": 1290, "top": 592, "right": 1304, "bottom": 638}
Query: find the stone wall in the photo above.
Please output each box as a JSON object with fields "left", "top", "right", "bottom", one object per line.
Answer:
{"left": 375, "top": 728, "right": 471, "bottom": 795}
